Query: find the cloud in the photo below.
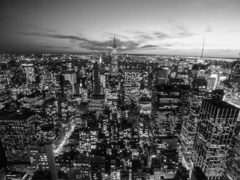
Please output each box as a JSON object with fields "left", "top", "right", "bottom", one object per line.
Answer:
{"left": 16, "top": 30, "right": 177, "bottom": 52}
{"left": 42, "top": 45, "right": 70, "bottom": 49}
{"left": 205, "top": 49, "right": 232, "bottom": 53}
{"left": 140, "top": 45, "right": 159, "bottom": 48}
{"left": 174, "top": 25, "right": 194, "bottom": 37}
{"left": 80, "top": 38, "right": 141, "bottom": 52}
{"left": 206, "top": 26, "right": 212, "bottom": 32}
{"left": 153, "top": 32, "right": 169, "bottom": 39}
{"left": 126, "top": 30, "right": 169, "bottom": 40}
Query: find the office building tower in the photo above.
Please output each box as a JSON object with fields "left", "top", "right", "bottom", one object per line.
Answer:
{"left": 0, "top": 71, "right": 8, "bottom": 91}
{"left": 93, "top": 61, "right": 100, "bottom": 95}
{"left": 0, "top": 111, "right": 36, "bottom": 164}
{"left": 29, "top": 141, "right": 49, "bottom": 172}
{"left": 206, "top": 76, "right": 218, "bottom": 92}
{"left": 159, "top": 136, "right": 179, "bottom": 179}
{"left": 224, "top": 121, "right": 240, "bottom": 180}
{"left": 157, "top": 69, "right": 169, "bottom": 85}
{"left": 181, "top": 77, "right": 207, "bottom": 164}
{"left": 21, "top": 63, "right": 35, "bottom": 83}
{"left": 91, "top": 156, "right": 105, "bottom": 180}
{"left": 70, "top": 155, "right": 90, "bottom": 179}
{"left": 110, "top": 36, "right": 118, "bottom": 75}
{"left": 193, "top": 99, "right": 239, "bottom": 179}
{"left": 152, "top": 85, "right": 181, "bottom": 136}
{"left": 178, "top": 85, "right": 191, "bottom": 135}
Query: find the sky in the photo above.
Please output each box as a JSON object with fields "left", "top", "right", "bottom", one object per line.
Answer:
{"left": 0, "top": 0, "right": 240, "bottom": 58}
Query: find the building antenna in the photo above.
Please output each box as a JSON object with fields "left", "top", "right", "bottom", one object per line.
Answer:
{"left": 201, "top": 38, "right": 205, "bottom": 59}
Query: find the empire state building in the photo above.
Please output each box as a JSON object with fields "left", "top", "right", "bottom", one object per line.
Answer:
{"left": 110, "top": 36, "right": 118, "bottom": 75}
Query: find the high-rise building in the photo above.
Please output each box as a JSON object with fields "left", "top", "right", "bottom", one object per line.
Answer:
{"left": 110, "top": 36, "right": 118, "bottom": 75}
{"left": 0, "top": 111, "right": 36, "bottom": 164}
{"left": 93, "top": 61, "right": 100, "bottom": 95}
{"left": 0, "top": 90, "right": 9, "bottom": 111}
{"left": 193, "top": 99, "right": 239, "bottom": 179}
{"left": 181, "top": 77, "right": 207, "bottom": 165}
{"left": 206, "top": 77, "right": 218, "bottom": 92}
{"left": 21, "top": 63, "right": 35, "bottom": 83}
{"left": 156, "top": 69, "right": 169, "bottom": 85}
{"left": 158, "top": 136, "right": 179, "bottom": 179}
{"left": 91, "top": 156, "right": 105, "bottom": 180}
{"left": 152, "top": 85, "right": 181, "bottom": 136}
{"left": 70, "top": 154, "right": 90, "bottom": 179}
{"left": 224, "top": 121, "right": 240, "bottom": 180}
{"left": 29, "top": 141, "right": 49, "bottom": 172}
{"left": 0, "top": 71, "right": 8, "bottom": 91}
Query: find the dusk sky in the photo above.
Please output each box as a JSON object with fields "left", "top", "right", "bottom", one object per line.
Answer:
{"left": 0, "top": 0, "right": 240, "bottom": 57}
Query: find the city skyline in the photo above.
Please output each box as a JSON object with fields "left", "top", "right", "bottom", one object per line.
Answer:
{"left": 0, "top": 0, "right": 240, "bottom": 58}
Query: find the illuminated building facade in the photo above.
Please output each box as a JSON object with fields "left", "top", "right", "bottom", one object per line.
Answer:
{"left": 206, "top": 77, "right": 218, "bottom": 92}
{"left": 156, "top": 69, "right": 169, "bottom": 85}
{"left": 70, "top": 155, "right": 90, "bottom": 180}
{"left": 158, "top": 136, "right": 179, "bottom": 179}
{"left": 91, "top": 156, "right": 105, "bottom": 180}
{"left": 0, "top": 90, "right": 9, "bottom": 110}
{"left": 181, "top": 78, "right": 207, "bottom": 163}
{"left": 89, "top": 95, "right": 105, "bottom": 112}
{"left": 193, "top": 99, "right": 239, "bottom": 179}
{"left": 0, "top": 112, "right": 36, "bottom": 164}
{"left": 176, "top": 72, "right": 190, "bottom": 85}
{"left": 21, "top": 63, "right": 35, "bottom": 84}
{"left": 29, "top": 142, "right": 49, "bottom": 172}
{"left": 123, "top": 69, "right": 142, "bottom": 106}
{"left": 224, "top": 121, "right": 240, "bottom": 180}
{"left": 0, "top": 71, "right": 7, "bottom": 91}
{"left": 93, "top": 61, "right": 100, "bottom": 95}
{"left": 152, "top": 85, "right": 181, "bottom": 136}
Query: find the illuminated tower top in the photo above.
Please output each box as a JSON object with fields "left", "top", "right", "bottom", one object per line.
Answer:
{"left": 110, "top": 35, "right": 118, "bottom": 57}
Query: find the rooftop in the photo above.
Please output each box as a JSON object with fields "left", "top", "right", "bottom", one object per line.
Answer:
{"left": 204, "top": 99, "right": 239, "bottom": 109}
{"left": 154, "top": 84, "right": 180, "bottom": 92}
{"left": 0, "top": 110, "right": 35, "bottom": 120}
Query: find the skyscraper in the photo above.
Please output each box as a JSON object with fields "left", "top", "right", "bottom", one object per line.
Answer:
{"left": 224, "top": 121, "right": 240, "bottom": 180}
{"left": 152, "top": 85, "right": 181, "bottom": 136}
{"left": 93, "top": 61, "right": 100, "bottom": 95}
{"left": 110, "top": 36, "right": 118, "bottom": 75}
{"left": 180, "top": 77, "right": 207, "bottom": 166}
{"left": 0, "top": 111, "right": 36, "bottom": 164}
{"left": 193, "top": 99, "right": 239, "bottom": 179}
{"left": 156, "top": 69, "right": 169, "bottom": 85}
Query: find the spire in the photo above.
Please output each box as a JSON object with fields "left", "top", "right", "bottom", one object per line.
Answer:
{"left": 113, "top": 35, "right": 117, "bottom": 49}
{"left": 201, "top": 38, "right": 205, "bottom": 59}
